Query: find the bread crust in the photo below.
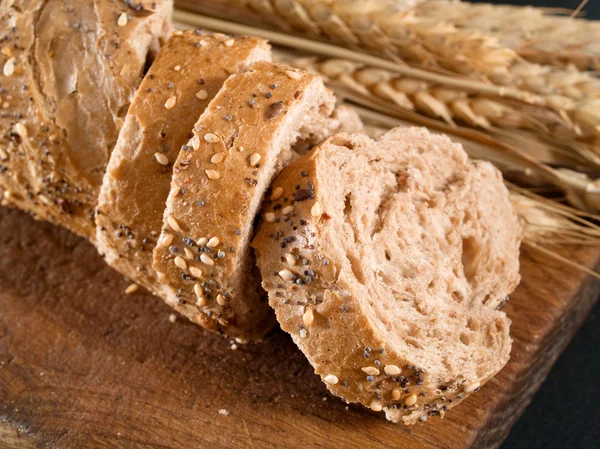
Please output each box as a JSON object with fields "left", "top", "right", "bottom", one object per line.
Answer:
{"left": 0, "top": 0, "right": 172, "bottom": 239}
{"left": 96, "top": 32, "right": 271, "bottom": 293}
{"left": 252, "top": 128, "right": 521, "bottom": 423}
{"left": 152, "top": 61, "right": 343, "bottom": 340}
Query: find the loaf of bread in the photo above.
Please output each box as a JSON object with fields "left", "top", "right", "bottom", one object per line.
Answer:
{"left": 152, "top": 62, "right": 363, "bottom": 341}
{"left": 0, "top": 0, "right": 172, "bottom": 239}
{"left": 252, "top": 128, "right": 521, "bottom": 423}
{"left": 96, "top": 31, "right": 271, "bottom": 293}
{"left": 0, "top": 3, "right": 522, "bottom": 423}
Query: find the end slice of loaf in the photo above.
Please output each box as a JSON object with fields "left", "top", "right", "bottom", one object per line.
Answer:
{"left": 0, "top": 0, "right": 172, "bottom": 239}
{"left": 96, "top": 32, "right": 271, "bottom": 293}
{"left": 152, "top": 62, "right": 345, "bottom": 341}
{"left": 252, "top": 127, "right": 522, "bottom": 423}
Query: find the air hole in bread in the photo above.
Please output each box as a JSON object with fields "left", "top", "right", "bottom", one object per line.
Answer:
{"left": 461, "top": 237, "right": 478, "bottom": 283}
{"left": 347, "top": 254, "right": 366, "bottom": 285}
{"left": 344, "top": 193, "right": 352, "bottom": 217}
{"left": 468, "top": 317, "right": 481, "bottom": 331}
{"left": 459, "top": 332, "right": 471, "bottom": 346}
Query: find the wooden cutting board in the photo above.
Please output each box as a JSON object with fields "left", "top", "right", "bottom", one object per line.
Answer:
{"left": 1, "top": 206, "right": 599, "bottom": 449}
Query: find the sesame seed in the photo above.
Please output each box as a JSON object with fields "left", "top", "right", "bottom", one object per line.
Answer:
{"left": 3, "top": 58, "right": 15, "bottom": 77}
{"left": 184, "top": 248, "right": 194, "bottom": 259}
{"left": 223, "top": 38, "right": 235, "bottom": 47}
{"left": 169, "top": 314, "right": 177, "bottom": 323}
{"left": 281, "top": 205, "right": 294, "bottom": 215}
{"left": 285, "top": 69, "right": 302, "bottom": 80}
{"left": 204, "top": 133, "right": 220, "bottom": 143}
{"left": 384, "top": 365, "right": 401, "bottom": 376}
{"left": 299, "top": 328, "right": 308, "bottom": 338}
{"left": 200, "top": 254, "right": 214, "bottom": 266}
{"left": 361, "top": 366, "right": 380, "bottom": 376}
{"left": 161, "top": 233, "right": 174, "bottom": 247}
{"left": 323, "top": 374, "right": 338, "bottom": 385}
{"left": 464, "top": 382, "right": 480, "bottom": 393}
{"left": 205, "top": 169, "right": 220, "bottom": 180}
{"left": 285, "top": 253, "right": 296, "bottom": 266}
{"left": 264, "top": 212, "right": 276, "bottom": 222}
{"left": 190, "top": 266, "right": 203, "bottom": 278}
{"left": 207, "top": 236, "right": 220, "bottom": 248}
{"left": 392, "top": 389, "right": 401, "bottom": 401}
{"left": 211, "top": 152, "right": 225, "bottom": 164}
{"left": 165, "top": 95, "right": 177, "bottom": 109}
{"left": 117, "top": 12, "right": 128, "bottom": 27}
{"left": 167, "top": 215, "right": 181, "bottom": 232}
{"left": 218, "top": 409, "right": 229, "bottom": 416}
{"left": 154, "top": 152, "right": 169, "bottom": 165}
{"left": 249, "top": 153, "right": 261, "bottom": 167}
{"left": 198, "top": 237, "right": 208, "bottom": 245}
{"left": 370, "top": 402, "right": 383, "bottom": 412}
{"left": 196, "top": 89, "right": 208, "bottom": 100}
{"left": 216, "top": 294, "right": 226, "bottom": 306}
{"left": 194, "top": 283, "right": 203, "bottom": 297}
{"left": 14, "top": 122, "right": 27, "bottom": 138}
{"left": 278, "top": 269, "right": 293, "bottom": 281}
{"left": 270, "top": 187, "right": 284, "bottom": 201}
{"left": 405, "top": 394, "right": 418, "bottom": 406}
{"left": 174, "top": 256, "right": 188, "bottom": 270}
{"left": 174, "top": 65, "right": 181, "bottom": 71}
{"left": 196, "top": 295, "right": 206, "bottom": 307}
{"left": 311, "top": 201, "right": 323, "bottom": 219}
{"left": 191, "top": 136, "right": 200, "bottom": 150}
{"left": 124, "top": 283, "right": 139, "bottom": 294}
{"left": 303, "top": 308, "right": 315, "bottom": 326}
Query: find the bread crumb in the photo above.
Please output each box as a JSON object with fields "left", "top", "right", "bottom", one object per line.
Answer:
{"left": 218, "top": 409, "right": 229, "bottom": 416}
{"left": 168, "top": 314, "right": 177, "bottom": 323}
{"left": 124, "top": 283, "right": 139, "bottom": 294}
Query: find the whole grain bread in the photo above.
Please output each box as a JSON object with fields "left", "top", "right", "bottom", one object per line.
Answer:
{"left": 0, "top": 0, "right": 172, "bottom": 240}
{"left": 96, "top": 32, "right": 271, "bottom": 293}
{"left": 252, "top": 127, "right": 522, "bottom": 423}
{"left": 152, "top": 61, "right": 358, "bottom": 341}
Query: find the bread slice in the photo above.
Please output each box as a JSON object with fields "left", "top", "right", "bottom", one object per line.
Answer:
{"left": 152, "top": 62, "right": 353, "bottom": 341}
{"left": 96, "top": 32, "right": 271, "bottom": 293}
{"left": 252, "top": 128, "right": 522, "bottom": 423}
{"left": 0, "top": 0, "right": 172, "bottom": 239}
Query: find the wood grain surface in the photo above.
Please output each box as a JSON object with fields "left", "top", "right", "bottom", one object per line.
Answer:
{"left": 1, "top": 206, "right": 599, "bottom": 449}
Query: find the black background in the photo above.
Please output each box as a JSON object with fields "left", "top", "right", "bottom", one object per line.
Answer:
{"left": 468, "top": 1, "right": 600, "bottom": 448}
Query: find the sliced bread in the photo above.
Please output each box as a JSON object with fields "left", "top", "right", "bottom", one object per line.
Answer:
{"left": 252, "top": 127, "right": 522, "bottom": 423}
{"left": 152, "top": 62, "right": 355, "bottom": 341}
{"left": 0, "top": 0, "right": 172, "bottom": 239}
{"left": 96, "top": 32, "right": 271, "bottom": 292}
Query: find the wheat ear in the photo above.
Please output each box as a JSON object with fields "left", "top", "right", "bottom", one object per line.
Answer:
{"left": 421, "top": 0, "right": 600, "bottom": 71}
